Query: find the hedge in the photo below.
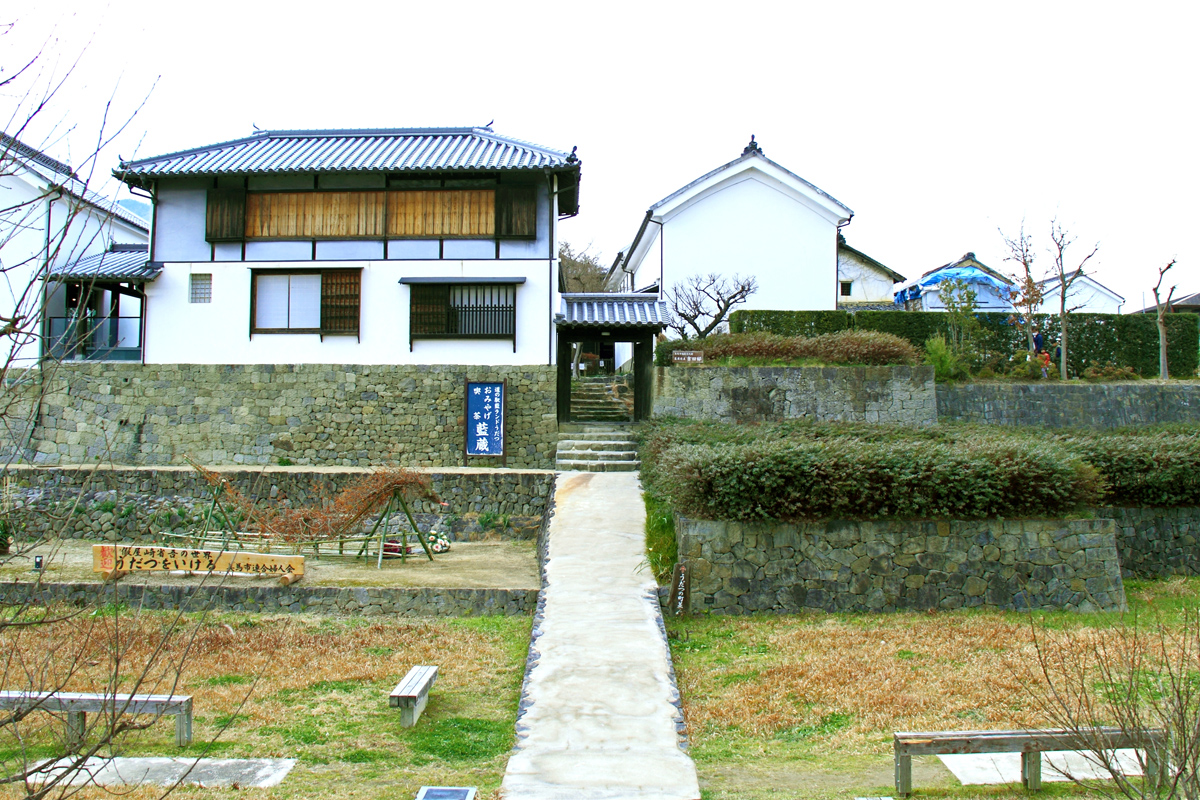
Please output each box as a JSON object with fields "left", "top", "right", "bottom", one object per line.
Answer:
{"left": 640, "top": 420, "right": 1200, "bottom": 522}
{"left": 729, "top": 310, "right": 851, "bottom": 337}
{"left": 737, "top": 309, "right": 1199, "bottom": 378}
{"left": 653, "top": 438, "right": 1099, "bottom": 522}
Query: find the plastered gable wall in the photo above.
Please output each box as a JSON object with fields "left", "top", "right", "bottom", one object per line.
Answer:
{"left": 836, "top": 249, "right": 895, "bottom": 302}
{"left": 645, "top": 172, "right": 840, "bottom": 313}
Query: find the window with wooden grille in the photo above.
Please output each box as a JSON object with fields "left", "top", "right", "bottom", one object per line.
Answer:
{"left": 251, "top": 268, "right": 360, "bottom": 336}
{"left": 408, "top": 283, "right": 516, "bottom": 350}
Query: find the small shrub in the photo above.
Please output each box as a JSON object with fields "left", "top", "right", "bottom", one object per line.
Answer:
{"left": 925, "top": 335, "right": 969, "bottom": 382}
{"left": 1082, "top": 362, "right": 1141, "bottom": 382}
{"left": 811, "top": 329, "right": 917, "bottom": 365}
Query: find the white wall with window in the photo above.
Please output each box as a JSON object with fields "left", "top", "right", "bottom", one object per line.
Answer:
{"left": 141, "top": 259, "right": 557, "bottom": 365}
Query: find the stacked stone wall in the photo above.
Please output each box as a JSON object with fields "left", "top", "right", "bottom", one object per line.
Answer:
{"left": 937, "top": 383, "right": 1200, "bottom": 428}
{"left": 1106, "top": 506, "right": 1200, "bottom": 578}
{"left": 677, "top": 516, "right": 1126, "bottom": 614}
{"left": 4, "top": 466, "right": 553, "bottom": 544}
{"left": 0, "top": 581, "right": 536, "bottom": 617}
{"left": 652, "top": 366, "right": 936, "bottom": 425}
{"left": 7, "top": 363, "right": 556, "bottom": 468}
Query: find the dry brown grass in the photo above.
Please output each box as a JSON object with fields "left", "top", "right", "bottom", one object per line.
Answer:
{"left": 670, "top": 611, "right": 1182, "bottom": 759}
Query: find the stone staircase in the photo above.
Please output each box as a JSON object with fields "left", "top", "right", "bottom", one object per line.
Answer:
{"left": 569, "top": 377, "right": 632, "bottom": 423}
{"left": 555, "top": 424, "right": 640, "bottom": 472}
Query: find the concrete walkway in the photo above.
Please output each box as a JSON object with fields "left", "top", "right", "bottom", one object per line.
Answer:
{"left": 502, "top": 471, "right": 700, "bottom": 800}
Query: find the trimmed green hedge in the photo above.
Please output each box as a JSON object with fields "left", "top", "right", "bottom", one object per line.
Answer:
{"left": 736, "top": 309, "right": 1199, "bottom": 378}
{"left": 640, "top": 420, "right": 1200, "bottom": 522}
{"left": 729, "top": 310, "right": 851, "bottom": 337}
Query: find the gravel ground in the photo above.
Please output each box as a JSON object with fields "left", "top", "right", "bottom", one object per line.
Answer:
{"left": 0, "top": 537, "right": 539, "bottom": 589}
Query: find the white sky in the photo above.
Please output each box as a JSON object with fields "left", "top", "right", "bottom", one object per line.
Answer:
{"left": 8, "top": 1, "right": 1198, "bottom": 310}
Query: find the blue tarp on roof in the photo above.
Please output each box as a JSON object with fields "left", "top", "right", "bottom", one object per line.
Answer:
{"left": 918, "top": 266, "right": 1007, "bottom": 289}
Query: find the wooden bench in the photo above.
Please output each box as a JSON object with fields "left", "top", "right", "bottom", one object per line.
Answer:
{"left": 894, "top": 727, "right": 1167, "bottom": 795}
{"left": 0, "top": 690, "right": 193, "bottom": 749}
{"left": 389, "top": 666, "right": 438, "bottom": 727}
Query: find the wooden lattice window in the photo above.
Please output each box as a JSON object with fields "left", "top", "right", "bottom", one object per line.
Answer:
{"left": 251, "top": 268, "right": 361, "bottom": 337}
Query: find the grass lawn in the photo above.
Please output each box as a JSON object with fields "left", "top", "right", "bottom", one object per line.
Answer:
{"left": 0, "top": 610, "right": 531, "bottom": 799}
{"left": 668, "top": 577, "right": 1200, "bottom": 800}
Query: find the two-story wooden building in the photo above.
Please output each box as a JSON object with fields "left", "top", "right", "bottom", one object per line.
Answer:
{"left": 115, "top": 127, "right": 582, "bottom": 366}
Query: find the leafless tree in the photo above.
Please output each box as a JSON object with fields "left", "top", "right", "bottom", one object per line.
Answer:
{"left": 558, "top": 242, "right": 609, "bottom": 376}
{"left": 1048, "top": 219, "right": 1099, "bottom": 380}
{"left": 1022, "top": 610, "right": 1200, "bottom": 800}
{"left": 1152, "top": 260, "right": 1176, "bottom": 381}
{"left": 665, "top": 273, "right": 758, "bottom": 341}
{"left": 0, "top": 20, "right": 234, "bottom": 799}
{"left": 1000, "top": 221, "right": 1045, "bottom": 351}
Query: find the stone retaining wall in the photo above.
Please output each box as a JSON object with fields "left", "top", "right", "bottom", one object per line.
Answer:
{"left": 0, "top": 581, "right": 536, "bottom": 617}
{"left": 938, "top": 383, "right": 1200, "bottom": 429}
{"left": 1107, "top": 506, "right": 1200, "bottom": 578}
{"left": 4, "top": 466, "right": 554, "bottom": 543}
{"left": 652, "top": 366, "right": 936, "bottom": 425}
{"left": 6, "top": 363, "right": 557, "bottom": 468}
{"left": 676, "top": 516, "right": 1126, "bottom": 614}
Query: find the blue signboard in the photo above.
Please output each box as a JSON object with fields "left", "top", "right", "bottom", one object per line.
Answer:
{"left": 465, "top": 381, "right": 505, "bottom": 459}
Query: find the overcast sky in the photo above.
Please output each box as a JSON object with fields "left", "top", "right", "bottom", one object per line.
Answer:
{"left": 9, "top": 1, "right": 1197, "bottom": 310}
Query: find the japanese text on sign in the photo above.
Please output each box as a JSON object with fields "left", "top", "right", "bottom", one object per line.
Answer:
{"left": 466, "top": 382, "right": 505, "bottom": 456}
{"left": 92, "top": 545, "right": 304, "bottom": 577}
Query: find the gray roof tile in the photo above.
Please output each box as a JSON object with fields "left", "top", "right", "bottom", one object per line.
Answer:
{"left": 558, "top": 294, "right": 669, "bottom": 328}
{"left": 47, "top": 246, "right": 161, "bottom": 282}
{"left": 117, "top": 128, "right": 578, "bottom": 177}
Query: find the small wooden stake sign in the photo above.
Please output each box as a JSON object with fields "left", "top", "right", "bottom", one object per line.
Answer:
{"left": 670, "top": 563, "right": 690, "bottom": 616}
{"left": 93, "top": 545, "right": 304, "bottom": 585}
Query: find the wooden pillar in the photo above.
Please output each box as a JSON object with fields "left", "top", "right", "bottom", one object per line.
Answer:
{"left": 556, "top": 333, "right": 573, "bottom": 423}
{"left": 633, "top": 333, "right": 653, "bottom": 421}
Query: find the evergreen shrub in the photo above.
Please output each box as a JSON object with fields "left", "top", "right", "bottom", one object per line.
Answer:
{"left": 640, "top": 420, "right": 1200, "bottom": 522}
{"left": 653, "top": 437, "right": 1100, "bottom": 522}
{"left": 729, "top": 309, "right": 851, "bottom": 337}
{"left": 696, "top": 331, "right": 918, "bottom": 365}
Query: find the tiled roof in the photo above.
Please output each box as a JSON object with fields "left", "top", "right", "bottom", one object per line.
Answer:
{"left": 557, "top": 294, "right": 669, "bottom": 328}
{"left": 47, "top": 245, "right": 161, "bottom": 282}
{"left": 1, "top": 133, "right": 150, "bottom": 231}
{"left": 117, "top": 128, "right": 579, "bottom": 177}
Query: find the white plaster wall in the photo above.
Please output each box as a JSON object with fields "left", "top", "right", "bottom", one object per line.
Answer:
{"left": 0, "top": 170, "right": 147, "bottom": 365}
{"left": 142, "top": 258, "right": 555, "bottom": 365}
{"left": 642, "top": 174, "right": 840, "bottom": 313}
{"left": 1035, "top": 279, "right": 1124, "bottom": 314}
{"left": 836, "top": 251, "right": 896, "bottom": 301}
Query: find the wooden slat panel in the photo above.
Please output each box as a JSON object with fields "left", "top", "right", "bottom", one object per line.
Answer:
{"left": 496, "top": 184, "right": 536, "bottom": 238}
{"left": 205, "top": 189, "right": 246, "bottom": 242}
{"left": 246, "top": 192, "right": 386, "bottom": 239}
{"left": 386, "top": 190, "right": 494, "bottom": 238}
{"left": 320, "top": 269, "right": 361, "bottom": 335}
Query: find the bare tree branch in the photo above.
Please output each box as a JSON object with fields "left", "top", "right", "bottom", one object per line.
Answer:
{"left": 665, "top": 273, "right": 757, "bottom": 340}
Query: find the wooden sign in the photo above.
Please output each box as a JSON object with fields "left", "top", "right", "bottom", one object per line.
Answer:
{"left": 671, "top": 350, "right": 704, "bottom": 364}
{"left": 93, "top": 545, "right": 304, "bottom": 585}
{"left": 670, "top": 563, "right": 690, "bottom": 616}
